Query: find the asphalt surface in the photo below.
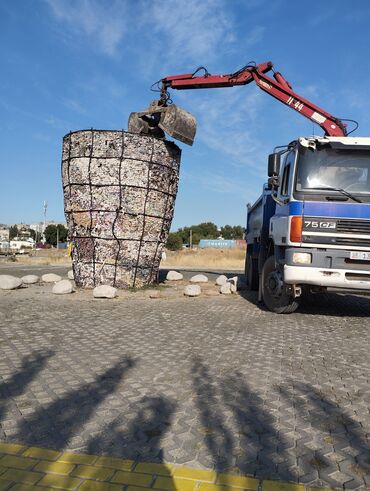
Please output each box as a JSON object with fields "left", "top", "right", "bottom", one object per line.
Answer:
{"left": 0, "top": 264, "right": 369, "bottom": 489}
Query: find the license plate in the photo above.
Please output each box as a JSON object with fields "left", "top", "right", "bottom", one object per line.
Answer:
{"left": 350, "top": 251, "right": 370, "bottom": 261}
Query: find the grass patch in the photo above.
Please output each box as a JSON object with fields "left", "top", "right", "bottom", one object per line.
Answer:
{"left": 162, "top": 248, "right": 246, "bottom": 270}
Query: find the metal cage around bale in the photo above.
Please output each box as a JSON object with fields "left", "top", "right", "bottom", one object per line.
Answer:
{"left": 62, "top": 129, "right": 181, "bottom": 289}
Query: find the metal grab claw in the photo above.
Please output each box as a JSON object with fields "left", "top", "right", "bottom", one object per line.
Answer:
{"left": 128, "top": 100, "right": 197, "bottom": 146}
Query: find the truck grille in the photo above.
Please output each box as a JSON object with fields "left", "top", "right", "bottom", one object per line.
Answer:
{"left": 303, "top": 235, "right": 370, "bottom": 247}
{"left": 336, "top": 219, "right": 370, "bottom": 234}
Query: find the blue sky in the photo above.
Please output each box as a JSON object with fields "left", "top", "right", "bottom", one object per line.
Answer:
{"left": 1, "top": 0, "right": 370, "bottom": 230}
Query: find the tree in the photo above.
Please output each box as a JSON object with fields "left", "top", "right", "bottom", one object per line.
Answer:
{"left": 166, "top": 232, "right": 183, "bottom": 251}
{"left": 177, "top": 222, "right": 219, "bottom": 245}
{"left": 9, "top": 225, "right": 18, "bottom": 240}
{"left": 44, "top": 224, "right": 68, "bottom": 246}
{"left": 28, "top": 228, "right": 36, "bottom": 240}
{"left": 221, "top": 225, "right": 245, "bottom": 239}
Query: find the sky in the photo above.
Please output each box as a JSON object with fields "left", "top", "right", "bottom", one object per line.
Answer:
{"left": 2, "top": 0, "right": 370, "bottom": 230}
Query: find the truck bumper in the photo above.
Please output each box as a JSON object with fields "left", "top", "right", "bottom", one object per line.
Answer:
{"left": 284, "top": 265, "right": 370, "bottom": 290}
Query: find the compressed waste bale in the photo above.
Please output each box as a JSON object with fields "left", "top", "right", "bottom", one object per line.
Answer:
{"left": 62, "top": 130, "right": 181, "bottom": 289}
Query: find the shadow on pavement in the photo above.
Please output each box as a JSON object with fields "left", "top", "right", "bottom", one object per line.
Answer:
{"left": 191, "top": 356, "right": 369, "bottom": 489}
{"left": 238, "top": 288, "right": 370, "bottom": 317}
{"left": 279, "top": 382, "right": 370, "bottom": 488}
{"left": 297, "top": 292, "right": 370, "bottom": 317}
{"left": 0, "top": 350, "right": 54, "bottom": 424}
{"left": 14, "top": 357, "right": 135, "bottom": 450}
{"left": 87, "top": 395, "right": 176, "bottom": 462}
{"left": 192, "top": 356, "right": 234, "bottom": 472}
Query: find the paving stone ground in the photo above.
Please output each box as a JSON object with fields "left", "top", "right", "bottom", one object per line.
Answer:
{"left": 0, "top": 266, "right": 369, "bottom": 490}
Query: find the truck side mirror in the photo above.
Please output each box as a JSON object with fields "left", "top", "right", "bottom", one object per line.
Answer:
{"left": 268, "top": 153, "right": 280, "bottom": 177}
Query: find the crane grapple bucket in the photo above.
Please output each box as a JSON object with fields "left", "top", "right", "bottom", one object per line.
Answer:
{"left": 128, "top": 101, "right": 196, "bottom": 146}
{"left": 158, "top": 105, "right": 197, "bottom": 146}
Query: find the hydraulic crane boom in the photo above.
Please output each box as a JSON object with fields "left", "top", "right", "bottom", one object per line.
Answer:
{"left": 128, "top": 61, "right": 347, "bottom": 145}
{"left": 161, "top": 61, "right": 347, "bottom": 138}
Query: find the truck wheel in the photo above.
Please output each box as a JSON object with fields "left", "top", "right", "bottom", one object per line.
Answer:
{"left": 246, "top": 256, "right": 259, "bottom": 291}
{"left": 262, "top": 256, "right": 300, "bottom": 314}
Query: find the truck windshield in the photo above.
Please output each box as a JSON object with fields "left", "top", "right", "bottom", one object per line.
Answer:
{"left": 295, "top": 146, "right": 370, "bottom": 195}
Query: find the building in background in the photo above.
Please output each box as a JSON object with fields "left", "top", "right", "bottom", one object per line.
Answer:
{"left": 0, "top": 227, "right": 9, "bottom": 242}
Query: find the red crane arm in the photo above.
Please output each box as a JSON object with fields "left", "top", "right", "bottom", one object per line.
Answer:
{"left": 162, "top": 62, "right": 347, "bottom": 137}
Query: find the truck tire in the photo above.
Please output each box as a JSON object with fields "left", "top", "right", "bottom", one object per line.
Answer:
{"left": 246, "top": 256, "right": 259, "bottom": 291}
{"left": 261, "top": 256, "right": 300, "bottom": 314}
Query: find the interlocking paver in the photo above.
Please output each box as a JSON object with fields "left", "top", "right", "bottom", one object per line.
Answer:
{"left": 0, "top": 454, "right": 37, "bottom": 470}
{"left": 111, "top": 470, "right": 154, "bottom": 486}
{"left": 0, "top": 480, "right": 13, "bottom": 491}
{"left": 0, "top": 270, "right": 369, "bottom": 490}
{"left": 33, "top": 460, "right": 75, "bottom": 475}
{"left": 37, "top": 473, "right": 83, "bottom": 489}
{"left": 71, "top": 463, "right": 114, "bottom": 481}
{"left": 0, "top": 468, "right": 43, "bottom": 484}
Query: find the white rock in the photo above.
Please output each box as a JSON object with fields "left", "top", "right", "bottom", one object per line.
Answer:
{"left": 93, "top": 285, "right": 117, "bottom": 298}
{"left": 67, "top": 270, "right": 74, "bottom": 280}
{"left": 220, "top": 283, "right": 232, "bottom": 295}
{"left": 227, "top": 276, "right": 238, "bottom": 293}
{"left": 190, "top": 274, "right": 208, "bottom": 283}
{"left": 184, "top": 284, "right": 201, "bottom": 297}
{"left": 0, "top": 275, "right": 23, "bottom": 290}
{"left": 42, "top": 273, "right": 62, "bottom": 283}
{"left": 166, "top": 270, "right": 183, "bottom": 281}
{"left": 21, "top": 274, "right": 39, "bottom": 284}
{"left": 52, "top": 280, "right": 74, "bottom": 295}
{"left": 215, "top": 275, "right": 228, "bottom": 286}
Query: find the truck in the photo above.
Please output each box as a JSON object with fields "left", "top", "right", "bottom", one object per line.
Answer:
{"left": 129, "top": 61, "right": 370, "bottom": 313}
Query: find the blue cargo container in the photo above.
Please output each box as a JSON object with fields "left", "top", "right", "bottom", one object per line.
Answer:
{"left": 199, "top": 239, "right": 236, "bottom": 249}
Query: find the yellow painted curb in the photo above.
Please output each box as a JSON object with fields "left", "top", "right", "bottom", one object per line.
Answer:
{"left": 0, "top": 442, "right": 339, "bottom": 491}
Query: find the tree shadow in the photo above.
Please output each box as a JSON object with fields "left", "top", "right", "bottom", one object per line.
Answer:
{"left": 279, "top": 381, "right": 370, "bottom": 488}
{"left": 222, "top": 371, "right": 298, "bottom": 482}
{"left": 191, "top": 356, "right": 369, "bottom": 488}
{"left": 87, "top": 395, "right": 176, "bottom": 462}
{"left": 15, "top": 356, "right": 135, "bottom": 450}
{"left": 191, "top": 356, "right": 234, "bottom": 472}
{"left": 192, "top": 357, "right": 296, "bottom": 481}
{"left": 0, "top": 350, "right": 54, "bottom": 425}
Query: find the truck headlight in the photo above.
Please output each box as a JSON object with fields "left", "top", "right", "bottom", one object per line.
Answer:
{"left": 292, "top": 252, "right": 312, "bottom": 264}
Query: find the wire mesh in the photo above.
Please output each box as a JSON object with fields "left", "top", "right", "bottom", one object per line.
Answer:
{"left": 62, "top": 130, "right": 181, "bottom": 289}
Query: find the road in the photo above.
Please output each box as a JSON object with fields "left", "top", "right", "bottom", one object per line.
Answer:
{"left": 0, "top": 264, "right": 369, "bottom": 489}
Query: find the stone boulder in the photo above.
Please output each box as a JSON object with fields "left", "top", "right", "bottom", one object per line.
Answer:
{"left": 0, "top": 275, "right": 23, "bottom": 290}
{"left": 21, "top": 275, "right": 39, "bottom": 284}
{"left": 215, "top": 275, "right": 228, "bottom": 286}
{"left": 190, "top": 274, "right": 208, "bottom": 283}
{"left": 166, "top": 270, "right": 183, "bottom": 281}
{"left": 220, "top": 283, "right": 232, "bottom": 295}
{"left": 184, "top": 285, "right": 201, "bottom": 297}
{"left": 228, "top": 276, "right": 238, "bottom": 293}
{"left": 93, "top": 285, "right": 117, "bottom": 299}
{"left": 67, "top": 270, "right": 74, "bottom": 280}
{"left": 42, "top": 273, "right": 62, "bottom": 283}
{"left": 52, "top": 280, "right": 74, "bottom": 295}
